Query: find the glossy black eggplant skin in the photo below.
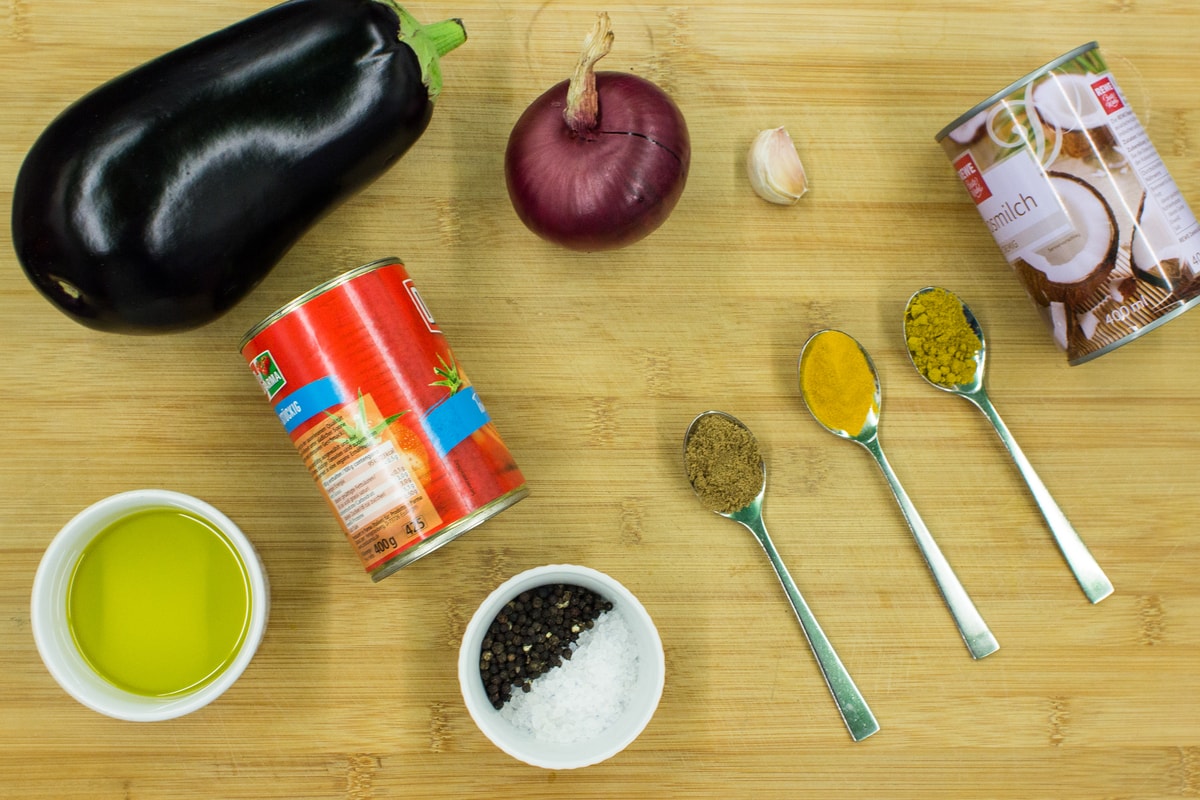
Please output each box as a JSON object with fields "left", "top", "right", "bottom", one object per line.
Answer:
{"left": 13, "top": 0, "right": 444, "bottom": 333}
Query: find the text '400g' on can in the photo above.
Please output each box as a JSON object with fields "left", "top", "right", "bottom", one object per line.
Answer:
{"left": 938, "top": 43, "right": 1200, "bottom": 364}
{"left": 240, "top": 260, "right": 528, "bottom": 581}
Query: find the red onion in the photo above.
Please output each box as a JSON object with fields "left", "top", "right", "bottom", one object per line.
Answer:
{"left": 505, "top": 13, "right": 690, "bottom": 251}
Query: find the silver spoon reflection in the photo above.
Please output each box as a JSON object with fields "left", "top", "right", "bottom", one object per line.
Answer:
{"left": 683, "top": 411, "right": 879, "bottom": 742}
{"left": 799, "top": 330, "right": 999, "bottom": 660}
{"left": 903, "top": 287, "right": 1113, "bottom": 604}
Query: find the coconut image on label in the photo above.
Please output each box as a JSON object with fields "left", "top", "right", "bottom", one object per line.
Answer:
{"left": 1031, "top": 73, "right": 1119, "bottom": 162}
{"left": 946, "top": 117, "right": 986, "bottom": 147}
{"left": 1012, "top": 171, "right": 1119, "bottom": 345}
{"left": 1130, "top": 191, "right": 1200, "bottom": 292}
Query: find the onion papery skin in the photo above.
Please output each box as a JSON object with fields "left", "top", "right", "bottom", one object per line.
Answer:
{"left": 505, "top": 71, "right": 690, "bottom": 252}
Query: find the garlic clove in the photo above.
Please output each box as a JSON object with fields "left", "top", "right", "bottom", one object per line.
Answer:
{"left": 746, "top": 126, "right": 808, "bottom": 205}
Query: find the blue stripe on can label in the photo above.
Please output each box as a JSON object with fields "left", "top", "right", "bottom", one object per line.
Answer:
{"left": 424, "top": 387, "right": 490, "bottom": 457}
{"left": 275, "top": 376, "right": 345, "bottom": 434}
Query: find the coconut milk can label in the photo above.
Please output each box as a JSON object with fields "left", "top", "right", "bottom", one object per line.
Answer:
{"left": 940, "top": 45, "right": 1200, "bottom": 363}
{"left": 1091, "top": 77, "right": 1124, "bottom": 114}
{"left": 954, "top": 153, "right": 991, "bottom": 203}
{"left": 960, "top": 147, "right": 1074, "bottom": 260}
{"left": 1094, "top": 79, "right": 1200, "bottom": 257}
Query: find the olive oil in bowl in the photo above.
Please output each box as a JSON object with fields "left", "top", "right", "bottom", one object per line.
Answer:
{"left": 66, "top": 508, "right": 252, "bottom": 697}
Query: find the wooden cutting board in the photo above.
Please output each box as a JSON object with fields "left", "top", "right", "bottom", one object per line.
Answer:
{"left": 3, "top": 1, "right": 1200, "bottom": 797}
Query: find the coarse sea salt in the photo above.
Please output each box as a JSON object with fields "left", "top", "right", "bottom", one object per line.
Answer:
{"left": 499, "top": 604, "right": 639, "bottom": 743}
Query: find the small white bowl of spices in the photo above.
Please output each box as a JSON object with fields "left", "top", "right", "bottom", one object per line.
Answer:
{"left": 457, "top": 564, "right": 665, "bottom": 770}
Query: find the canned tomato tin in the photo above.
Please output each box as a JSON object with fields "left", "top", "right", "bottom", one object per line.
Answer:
{"left": 937, "top": 43, "right": 1200, "bottom": 364}
{"left": 240, "top": 259, "right": 528, "bottom": 581}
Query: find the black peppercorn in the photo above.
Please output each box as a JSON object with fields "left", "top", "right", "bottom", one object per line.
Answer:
{"left": 477, "top": 583, "right": 611, "bottom": 709}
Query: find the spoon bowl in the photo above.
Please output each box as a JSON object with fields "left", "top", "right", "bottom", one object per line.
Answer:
{"left": 683, "top": 411, "right": 878, "bottom": 742}
{"left": 904, "top": 286, "right": 987, "bottom": 396}
{"left": 799, "top": 330, "right": 999, "bottom": 660}
{"left": 903, "top": 287, "right": 1114, "bottom": 604}
{"left": 682, "top": 410, "right": 768, "bottom": 522}
{"left": 797, "top": 330, "right": 883, "bottom": 446}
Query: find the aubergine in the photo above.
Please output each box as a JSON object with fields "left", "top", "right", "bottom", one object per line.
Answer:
{"left": 11, "top": 0, "right": 465, "bottom": 334}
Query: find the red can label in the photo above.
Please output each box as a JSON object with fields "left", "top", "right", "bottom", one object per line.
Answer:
{"left": 241, "top": 260, "right": 527, "bottom": 579}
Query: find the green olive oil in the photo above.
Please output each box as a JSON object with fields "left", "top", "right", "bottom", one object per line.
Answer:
{"left": 66, "top": 508, "right": 252, "bottom": 697}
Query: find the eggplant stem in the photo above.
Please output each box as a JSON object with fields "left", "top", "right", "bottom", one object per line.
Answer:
{"left": 424, "top": 18, "right": 469, "bottom": 59}
{"left": 564, "top": 12, "right": 614, "bottom": 134}
{"left": 375, "top": 0, "right": 467, "bottom": 100}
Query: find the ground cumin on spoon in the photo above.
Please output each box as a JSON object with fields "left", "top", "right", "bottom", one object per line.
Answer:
{"left": 685, "top": 414, "right": 764, "bottom": 514}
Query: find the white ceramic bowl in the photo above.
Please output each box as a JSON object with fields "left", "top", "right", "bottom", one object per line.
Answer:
{"left": 30, "top": 489, "right": 269, "bottom": 721}
{"left": 458, "top": 564, "right": 665, "bottom": 769}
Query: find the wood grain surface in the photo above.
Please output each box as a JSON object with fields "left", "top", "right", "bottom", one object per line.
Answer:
{"left": 3, "top": 1, "right": 1200, "bottom": 798}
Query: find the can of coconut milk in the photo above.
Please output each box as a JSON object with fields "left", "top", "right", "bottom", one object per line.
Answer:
{"left": 240, "top": 259, "right": 528, "bottom": 581}
{"left": 937, "top": 42, "right": 1200, "bottom": 364}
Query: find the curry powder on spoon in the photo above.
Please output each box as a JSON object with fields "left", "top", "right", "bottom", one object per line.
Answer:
{"left": 904, "top": 288, "right": 982, "bottom": 387}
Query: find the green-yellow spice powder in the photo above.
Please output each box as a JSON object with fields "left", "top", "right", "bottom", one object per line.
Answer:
{"left": 799, "top": 331, "right": 879, "bottom": 437}
{"left": 904, "top": 288, "right": 982, "bottom": 387}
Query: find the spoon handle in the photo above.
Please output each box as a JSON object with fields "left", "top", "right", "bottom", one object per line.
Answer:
{"left": 862, "top": 439, "right": 1000, "bottom": 660}
{"left": 740, "top": 514, "right": 880, "bottom": 742}
{"left": 970, "top": 392, "right": 1114, "bottom": 604}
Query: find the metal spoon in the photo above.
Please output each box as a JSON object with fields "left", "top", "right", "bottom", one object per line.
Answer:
{"left": 903, "top": 287, "right": 1114, "bottom": 604}
{"left": 683, "top": 411, "right": 879, "bottom": 742}
{"left": 799, "top": 331, "right": 999, "bottom": 660}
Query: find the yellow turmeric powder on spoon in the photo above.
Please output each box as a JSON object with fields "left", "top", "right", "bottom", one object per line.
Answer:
{"left": 799, "top": 330, "right": 879, "bottom": 437}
